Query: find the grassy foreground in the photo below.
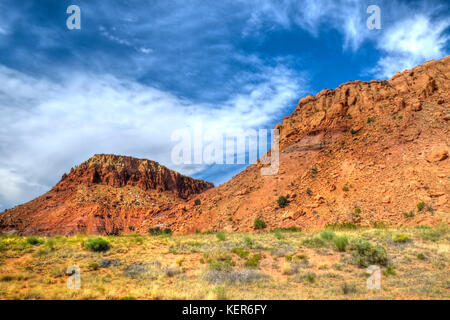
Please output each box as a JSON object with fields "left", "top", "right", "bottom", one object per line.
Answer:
{"left": 0, "top": 224, "right": 448, "bottom": 300}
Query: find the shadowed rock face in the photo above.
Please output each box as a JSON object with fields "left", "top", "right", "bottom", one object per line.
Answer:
{"left": 0, "top": 154, "right": 213, "bottom": 236}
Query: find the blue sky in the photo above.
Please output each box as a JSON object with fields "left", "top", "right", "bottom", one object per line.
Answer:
{"left": 0, "top": 0, "right": 449, "bottom": 210}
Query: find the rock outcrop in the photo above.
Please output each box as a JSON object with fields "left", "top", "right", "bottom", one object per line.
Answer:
{"left": 162, "top": 56, "right": 450, "bottom": 233}
{"left": 0, "top": 154, "right": 213, "bottom": 235}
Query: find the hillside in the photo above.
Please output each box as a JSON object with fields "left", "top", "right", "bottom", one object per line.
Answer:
{"left": 0, "top": 154, "right": 213, "bottom": 235}
{"left": 163, "top": 56, "right": 450, "bottom": 233}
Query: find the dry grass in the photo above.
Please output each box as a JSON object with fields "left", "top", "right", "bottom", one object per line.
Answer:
{"left": 0, "top": 224, "right": 448, "bottom": 300}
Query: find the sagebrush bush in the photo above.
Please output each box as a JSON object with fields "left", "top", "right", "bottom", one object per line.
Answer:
{"left": 216, "top": 232, "right": 226, "bottom": 241}
{"left": 245, "top": 254, "right": 262, "bottom": 268}
{"left": 350, "top": 239, "right": 388, "bottom": 267}
{"left": 320, "top": 230, "right": 335, "bottom": 241}
{"left": 84, "top": 237, "right": 111, "bottom": 252}
{"left": 254, "top": 218, "right": 266, "bottom": 230}
{"left": 302, "top": 237, "right": 325, "bottom": 248}
{"left": 333, "top": 236, "right": 348, "bottom": 252}
{"left": 26, "top": 236, "right": 44, "bottom": 246}
{"left": 231, "top": 248, "right": 249, "bottom": 258}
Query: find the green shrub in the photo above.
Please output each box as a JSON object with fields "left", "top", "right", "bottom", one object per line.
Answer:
{"left": 350, "top": 239, "right": 388, "bottom": 268}
{"left": 383, "top": 266, "right": 396, "bottom": 276}
{"left": 243, "top": 236, "right": 253, "bottom": 247}
{"left": 194, "top": 199, "right": 201, "bottom": 206}
{"left": 277, "top": 196, "right": 288, "bottom": 208}
{"left": 417, "top": 253, "right": 425, "bottom": 260}
{"left": 320, "top": 230, "right": 335, "bottom": 241}
{"left": 325, "top": 222, "right": 357, "bottom": 230}
{"left": 163, "top": 228, "right": 172, "bottom": 235}
{"left": 419, "top": 229, "right": 440, "bottom": 242}
{"left": 302, "top": 237, "right": 325, "bottom": 248}
{"left": 231, "top": 248, "right": 249, "bottom": 259}
{"left": 393, "top": 234, "right": 410, "bottom": 243}
{"left": 148, "top": 226, "right": 162, "bottom": 235}
{"left": 311, "top": 165, "right": 318, "bottom": 175}
{"left": 417, "top": 202, "right": 425, "bottom": 211}
{"left": 88, "top": 262, "right": 100, "bottom": 270}
{"left": 245, "top": 254, "right": 262, "bottom": 268}
{"left": 273, "top": 226, "right": 301, "bottom": 233}
{"left": 26, "top": 236, "right": 44, "bottom": 246}
{"left": 403, "top": 211, "right": 414, "bottom": 218}
{"left": 333, "top": 236, "right": 348, "bottom": 252}
{"left": 367, "top": 117, "right": 375, "bottom": 123}
{"left": 342, "top": 186, "right": 349, "bottom": 192}
{"left": 294, "top": 254, "right": 308, "bottom": 261}
{"left": 354, "top": 208, "right": 361, "bottom": 214}
{"left": 305, "top": 272, "right": 316, "bottom": 283}
{"left": 306, "top": 188, "right": 312, "bottom": 196}
{"left": 274, "top": 229, "right": 283, "bottom": 240}
{"left": 209, "top": 260, "right": 232, "bottom": 271}
{"left": 254, "top": 218, "right": 266, "bottom": 230}
{"left": 216, "top": 232, "right": 226, "bottom": 241}
{"left": 45, "top": 239, "right": 56, "bottom": 251}
{"left": 372, "top": 221, "right": 387, "bottom": 229}
{"left": 84, "top": 237, "right": 111, "bottom": 252}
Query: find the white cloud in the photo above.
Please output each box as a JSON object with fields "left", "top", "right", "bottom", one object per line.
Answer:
{"left": 0, "top": 63, "right": 303, "bottom": 210}
{"left": 371, "top": 15, "right": 450, "bottom": 78}
{"left": 241, "top": 0, "right": 369, "bottom": 51}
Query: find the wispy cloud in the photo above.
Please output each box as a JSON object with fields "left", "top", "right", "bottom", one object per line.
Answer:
{"left": 0, "top": 62, "right": 303, "bottom": 210}
{"left": 371, "top": 14, "right": 450, "bottom": 78}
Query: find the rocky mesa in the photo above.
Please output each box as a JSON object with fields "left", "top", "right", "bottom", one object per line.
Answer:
{"left": 0, "top": 154, "right": 213, "bottom": 235}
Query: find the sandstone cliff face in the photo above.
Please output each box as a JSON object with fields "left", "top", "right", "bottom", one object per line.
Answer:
{"left": 0, "top": 155, "right": 213, "bottom": 235}
{"left": 161, "top": 56, "right": 450, "bottom": 233}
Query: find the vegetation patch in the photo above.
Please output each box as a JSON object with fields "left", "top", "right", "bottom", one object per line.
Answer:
{"left": 277, "top": 196, "right": 288, "bottom": 208}
{"left": 231, "top": 248, "right": 249, "bottom": 259}
{"left": 350, "top": 239, "right": 388, "bottom": 268}
{"left": 320, "top": 230, "right": 335, "bottom": 241}
{"left": 333, "top": 236, "right": 348, "bottom": 252}
{"left": 216, "top": 232, "right": 226, "bottom": 241}
{"left": 83, "top": 237, "right": 111, "bottom": 252}
{"left": 26, "top": 236, "right": 44, "bottom": 246}
{"left": 302, "top": 237, "right": 326, "bottom": 248}
{"left": 254, "top": 218, "right": 267, "bottom": 230}
{"left": 244, "top": 253, "right": 263, "bottom": 268}
{"left": 393, "top": 234, "right": 410, "bottom": 243}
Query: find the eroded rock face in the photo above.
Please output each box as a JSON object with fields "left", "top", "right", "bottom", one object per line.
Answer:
{"left": 58, "top": 154, "right": 213, "bottom": 199}
{"left": 162, "top": 56, "right": 450, "bottom": 233}
{"left": 0, "top": 155, "right": 213, "bottom": 235}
